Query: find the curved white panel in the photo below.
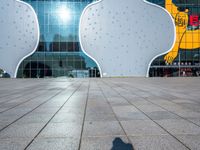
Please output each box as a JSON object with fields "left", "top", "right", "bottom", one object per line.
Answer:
{"left": 0, "top": 0, "right": 39, "bottom": 78}
{"left": 80, "top": 0, "right": 175, "bottom": 77}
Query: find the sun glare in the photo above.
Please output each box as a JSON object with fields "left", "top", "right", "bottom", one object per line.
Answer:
{"left": 57, "top": 6, "right": 71, "bottom": 23}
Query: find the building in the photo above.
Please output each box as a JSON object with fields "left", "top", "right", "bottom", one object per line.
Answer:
{"left": 1, "top": 0, "right": 200, "bottom": 78}
{"left": 17, "top": 0, "right": 100, "bottom": 78}
{"left": 149, "top": 0, "right": 200, "bottom": 77}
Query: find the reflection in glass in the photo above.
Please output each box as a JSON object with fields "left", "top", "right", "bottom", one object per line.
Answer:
{"left": 57, "top": 6, "right": 71, "bottom": 24}
{"left": 18, "top": 0, "right": 100, "bottom": 78}
{"left": 148, "top": 0, "right": 200, "bottom": 77}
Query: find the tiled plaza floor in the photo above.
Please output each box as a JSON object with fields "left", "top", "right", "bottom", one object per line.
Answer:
{"left": 0, "top": 78, "right": 200, "bottom": 150}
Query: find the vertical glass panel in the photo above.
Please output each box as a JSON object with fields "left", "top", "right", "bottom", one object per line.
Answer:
{"left": 17, "top": 0, "right": 100, "bottom": 78}
{"left": 148, "top": 0, "right": 200, "bottom": 77}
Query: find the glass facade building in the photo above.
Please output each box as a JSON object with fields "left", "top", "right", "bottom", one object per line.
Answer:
{"left": 17, "top": 0, "right": 100, "bottom": 78}
{"left": 6, "top": 0, "right": 200, "bottom": 78}
{"left": 149, "top": 0, "right": 200, "bottom": 77}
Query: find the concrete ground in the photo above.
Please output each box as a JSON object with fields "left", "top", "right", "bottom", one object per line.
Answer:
{"left": 0, "top": 78, "right": 200, "bottom": 150}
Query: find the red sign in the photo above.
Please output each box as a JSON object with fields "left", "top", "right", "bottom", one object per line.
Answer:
{"left": 189, "top": 15, "right": 200, "bottom": 26}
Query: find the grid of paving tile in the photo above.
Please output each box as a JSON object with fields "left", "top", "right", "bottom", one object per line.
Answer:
{"left": 0, "top": 78, "right": 200, "bottom": 150}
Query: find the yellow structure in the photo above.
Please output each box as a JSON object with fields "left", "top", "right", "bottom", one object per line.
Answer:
{"left": 164, "top": 0, "right": 200, "bottom": 64}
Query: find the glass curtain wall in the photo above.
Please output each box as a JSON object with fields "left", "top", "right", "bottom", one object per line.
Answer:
{"left": 148, "top": 0, "right": 200, "bottom": 77}
{"left": 17, "top": 0, "right": 100, "bottom": 78}
{"left": 17, "top": 0, "right": 200, "bottom": 78}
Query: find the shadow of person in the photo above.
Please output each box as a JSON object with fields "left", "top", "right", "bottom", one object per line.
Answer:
{"left": 111, "top": 137, "right": 134, "bottom": 150}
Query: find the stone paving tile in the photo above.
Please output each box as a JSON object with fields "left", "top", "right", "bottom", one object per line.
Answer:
{"left": 121, "top": 120, "right": 167, "bottom": 136}
{"left": 147, "top": 111, "right": 180, "bottom": 120}
{"left": 112, "top": 105, "right": 149, "bottom": 121}
{"left": 80, "top": 136, "right": 129, "bottom": 150}
{"left": 175, "top": 111, "right": 200, "bottom": 119}
{"left": 51, "top": 112, "right": 83, "bottom": 124}
{"left": 179, "top": 103, "right": 200, "bottom": 112}
{"left": 66, "top": 98, "right": 87, "bottom": 107}
{"left": 15, "top": 113, "right": 54, "bottom": 124}
{"left": 0, "top": 113, "right": 22, "bottom": 125}
{"left": 129, "top": 135, "right": 188, "bottom": 150}
{"left": 188, "top": 118, "right": 200, "bottom": 126}
{"left": 106, "top": 97, "right": 130, "bottom": 106}
{"left": 0, "top": 123, "right": 44, "bottom": 138}
{"left": 86, "top": 106, "right": 113, "bottom": 114}
{"left": 33, "top": 107, "right": 60, "bottom": 114}
{"left": 115, "top": 111, "right": 149, "bottom": 121}
{"left": 154, "top": 103, "right": 189, "bottom": 113}
{"left": 83, "top": 121, "right": 125, "bottom": 137}
{"left": 88, "top": 95, "right": 104, "bottom": 100}
{"left": 27, "top": 137, "right": 80, "bottom": 150}
{"left": 128, "top": 99, "right": 152, "bottom": 106}
{"left": 120, "top": 93, "right": 138, "bottom": 100}
{"left": 1, "top": 108, "right": 32, "bottom": 116}
{"left": 155, "top": 119, "right": 200, "bottom": 135}
{"left": 60, "top": 106, "right": 85, "bottom": 115}
{"left": 87, "top": 101, "right": 108, "bottom": 108}
{"left": 0, "top": 138, "right": 32, "bottom": 150}
{"left": 1, "top": 78, "right": 200, "bottom": 149}
{"left": 0, "top": 122, "right": 9, "bottom": 130}
{"left": 136, "top": 104, "right": 166, "bottom": 113}
{"left": 176, "top": 135, "right": 200, "bottom": 150}
{"left": 112, "top": 105, "right": 139, "bottom": 113}
{"left": 147, "top": 99, "right": 175, "bottom": 105}
{"left": 85, "top": 112, "right": 116, "bottom": 121}
{"left": 38, "top": 123, "right": 82, "bottom": 138}
{"left": 0, "top": 90, "right": 45, "bottom": 108}
{"left": 172, "top": 99, "right": 198, "bottom": 104}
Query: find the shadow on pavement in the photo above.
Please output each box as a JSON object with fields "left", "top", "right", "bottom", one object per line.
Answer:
{"left": 111, "top": 137, "right": 134, "bottom": 150}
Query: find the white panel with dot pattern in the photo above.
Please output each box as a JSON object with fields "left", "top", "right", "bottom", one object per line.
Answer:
{"left": 0, "top": 0, "right": 39, "bottom": 77}
{"left": 80, "top": 0, "right": 175, "bottom": 77}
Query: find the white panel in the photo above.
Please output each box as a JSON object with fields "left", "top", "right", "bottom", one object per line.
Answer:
{"left": 0, "top": 0, "right": 39, "bottom": 78}
{"left": 80, "top": 0, "right": 175, "bottom": 77}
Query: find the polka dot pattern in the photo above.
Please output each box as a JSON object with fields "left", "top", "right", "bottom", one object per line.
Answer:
{"left": 0, "top": 0, "right": 39, "bottom": 77}
{"left": 80, "top": 0, "right": 175, "bottom": 77}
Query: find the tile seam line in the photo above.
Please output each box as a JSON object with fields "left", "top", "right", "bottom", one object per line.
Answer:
{"left": 125, "top": 80, "right": 200, "bottom": 104}
{"left": 0, "top": 79, "right": 38, "bottom": 88}
{"left": 0, "top": 81, "right": 78, "bottom": 133}
{"left": 101, "top": 80, "right": 191, "bottom": 150}
{"left": 0, "top": 86, "right": 44, "bottom": 105}
{"left": 24, "top": 81, "right": 84, "bottom": 150}
{"left": 78, "top": 79, "right": 90, "bottom": 150}
{"left": 113, "top": 81, "right": 200, "bottom": 129}
{"left": 0, "top": 90, "right": 47, "bottom": 114}
{"left": 97, "top": 80, "right": 133, "bottom": 146}
{"left": 0, "top": 82, "right": 45, "bottom": 100}
{"left": 2, "top": 133, "right": 190, "bottom": 139}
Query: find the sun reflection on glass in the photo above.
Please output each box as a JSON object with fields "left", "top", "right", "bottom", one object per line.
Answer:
{"left": 57, "top": 6, "right": 71, "bottom": 23}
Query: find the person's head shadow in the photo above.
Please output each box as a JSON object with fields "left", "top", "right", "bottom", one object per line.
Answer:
{"left": 111, "top": 137, "right": 134, "bottom": 150}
